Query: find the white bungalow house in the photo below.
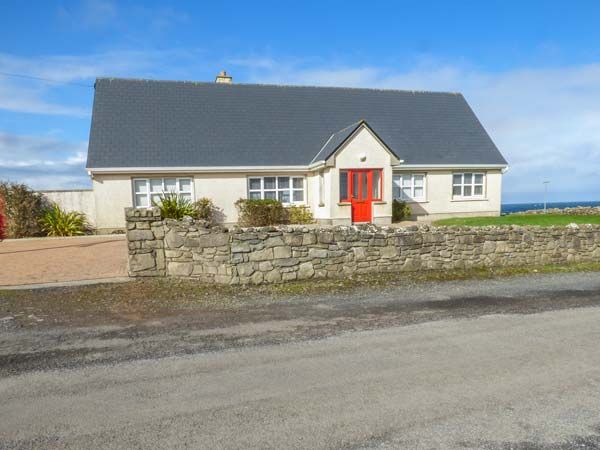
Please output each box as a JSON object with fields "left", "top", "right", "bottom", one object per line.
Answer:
{"left": 86, "top": 72, "right": 508, "bottom": 232}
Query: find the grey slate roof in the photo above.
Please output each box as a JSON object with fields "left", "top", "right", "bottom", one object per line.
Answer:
{"left": 87, "top": 78, "right": 507, "bottom": 169}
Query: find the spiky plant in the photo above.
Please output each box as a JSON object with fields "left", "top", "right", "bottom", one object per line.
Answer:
{"left": 153, "top": 192, "right": 197, "bottom": 220}
{"left": 39, "top": 204, "right": 88, "bottom": 237}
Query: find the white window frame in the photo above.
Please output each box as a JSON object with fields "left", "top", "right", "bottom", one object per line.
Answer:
{"left": 247, "top": 176, "right": 306, "bottom": 205}
{"left": 132, "top": 177, "right": 194, "bottom": 208}
{"left": 392, "top": 173, "right": 426, "bottom": 202}
{"left": 452, "top": 172, "right": 486, "bottom": 199}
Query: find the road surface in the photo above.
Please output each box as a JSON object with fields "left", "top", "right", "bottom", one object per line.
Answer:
{"left": 1, "top": 272, "right": 600, "bottom": 449}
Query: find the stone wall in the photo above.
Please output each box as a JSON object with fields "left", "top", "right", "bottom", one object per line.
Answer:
{"left": 126, "top": 208, "right": 165, "bottom": 276}
{"left": 125, "top": 208, "right": 600, "bottom": 283}
{"left": 512, "top": 206, "right": 600, "bottom": 215}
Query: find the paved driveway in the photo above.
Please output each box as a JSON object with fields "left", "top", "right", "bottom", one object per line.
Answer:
{"left": 0, "top": 235, "right": 128, "bottom": 287}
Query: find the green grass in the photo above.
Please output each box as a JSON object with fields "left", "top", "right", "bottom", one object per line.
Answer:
{"left": 433, "top": 214, "right": 600, "bottom": 227}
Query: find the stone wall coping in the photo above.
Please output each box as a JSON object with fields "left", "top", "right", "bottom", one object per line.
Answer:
{"left": 511, "top": 206, "right": 600, "bottom": 216}
{"left": 123, "top": 207, "right": 600, "bottom": 233}
{"left": 170, "top": 221, "right": 600, "bottom": 235}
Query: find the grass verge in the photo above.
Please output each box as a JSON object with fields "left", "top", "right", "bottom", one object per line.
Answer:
{"left": 433, "top": 214, "right": 600, "bottom": 227}
{"left": 1, "top": 262, "right": 600, "bottom": 317}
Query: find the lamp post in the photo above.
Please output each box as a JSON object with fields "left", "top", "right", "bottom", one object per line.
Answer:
{"left": 543, "top": 181, "right": 550, "bottom": 213}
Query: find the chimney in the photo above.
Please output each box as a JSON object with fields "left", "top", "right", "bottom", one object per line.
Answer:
{"left": 215, "top": 70, "right": 233, "bottom": 84}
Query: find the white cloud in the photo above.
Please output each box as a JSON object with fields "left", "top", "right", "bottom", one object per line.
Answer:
{"left": 235, "top": 59, "right": 600, "bottom": 202}
{"left": 0, "top": 49, "right": 198, "bottom": 116}
{"left": 57, "top": 1, "right": 189, "bottom": 31}
{"left": 79, "top": 0, "right": 117, "bottom": 28}
{"left": 0, "top": 79, "right": 89, "bottom": 116}
{"left": 0, "top": 132, "right": 89, "bottom": 189}
{"left": 0, "top": 50, "right": 191, "bottom": 84}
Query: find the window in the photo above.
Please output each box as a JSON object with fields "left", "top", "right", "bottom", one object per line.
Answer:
{"left": 247, "top": 176, "right": 305, "bottom": 204}
{"left": 393, "top": 173, "right": 425, "bottom": 201}
{"left": 318, "top": 171, "right": 325, "bottom": 206}
{"left": 372, "top": 170, "right": 381, "bottom": 199}
{"left": 339, "top": 171, "right": 349, "bottom": 202}
{"left": 339, "top": 169, "right": 382, "bottom": 202}
{"left": 132, "top": 177, "right": 193, "bottom": 208}
{"left": 452, "top": 173, "right": 485, "bottom": 198}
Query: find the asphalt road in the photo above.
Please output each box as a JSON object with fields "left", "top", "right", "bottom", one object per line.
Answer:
{"left": 2, "top": 273, "right": 600, "bottom": 449}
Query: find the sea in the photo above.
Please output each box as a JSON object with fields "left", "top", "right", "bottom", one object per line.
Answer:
{"left": 501, "top": 201, "right": 600, "bottom": 215}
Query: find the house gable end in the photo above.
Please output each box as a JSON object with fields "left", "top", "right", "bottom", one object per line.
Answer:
{"left": 315, "top": 121, "right": 400, "bottom": 167}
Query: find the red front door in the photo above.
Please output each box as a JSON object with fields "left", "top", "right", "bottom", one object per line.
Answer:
{"left": 350, "top": 169, "right": 373, "bottom": 223}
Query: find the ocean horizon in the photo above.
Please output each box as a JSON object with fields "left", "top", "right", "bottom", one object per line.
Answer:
{"left": 501, "top": 200, "right": 600, "bottom": 214}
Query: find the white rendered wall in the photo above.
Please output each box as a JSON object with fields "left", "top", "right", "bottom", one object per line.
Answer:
{"left": 394, "top": 169, "right": 503, "bottom": 220}
{"left": 41, "top": 189, "right": 96, "bottom": 226}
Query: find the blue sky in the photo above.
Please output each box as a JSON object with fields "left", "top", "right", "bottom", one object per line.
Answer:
{"left": 1, "top": 0, "right": 600, "bottom": 203}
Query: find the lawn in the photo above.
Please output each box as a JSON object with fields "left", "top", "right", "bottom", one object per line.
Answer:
{"left": 433, "top": 214, "right": 600, "bottom": 227}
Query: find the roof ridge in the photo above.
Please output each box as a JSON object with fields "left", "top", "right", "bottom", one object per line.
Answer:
{"left": 95, "top": 76, "right": 462, "bottom": 96}
{"left": 331, "top": 120, "right": 364, "bottom": 135}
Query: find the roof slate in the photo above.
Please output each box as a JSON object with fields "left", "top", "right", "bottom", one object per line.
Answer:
{"left": 86, "top": 78, "right": 507, "bottom": 169}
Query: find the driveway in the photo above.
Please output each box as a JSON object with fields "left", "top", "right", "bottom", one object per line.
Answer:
{"left": 2, "top": 272, "right": 600, "bottom": 448}
{"left": 0, "top": 235, "right": 128, "bottom": 287}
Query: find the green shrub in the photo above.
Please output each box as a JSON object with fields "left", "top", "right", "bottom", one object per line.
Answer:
{"left": 0, "top": 182, "right": 48, "bottom": 238}
{"left": 392, "top": 200, "right": 411, "bottom": 222}
{"left": 235, "top": 199, "right": 285, "bottom": 226}
{"left": 286, "top": 205, "right": 315, "bottom": 224}
{"left": 39, "top": 204, "right": 89, "bottom": 237}
{"left": 153, "top": 193, "right": 197, "bottom": 220}
{"left": 194, "top": 197, "right": 218, "bottom": 222}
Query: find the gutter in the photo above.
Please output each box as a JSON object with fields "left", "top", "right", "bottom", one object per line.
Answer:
{"left": 87, "top": 165, "right": 312, "bottom": 175}
{"left": 87, "top": 163, "right": 509, "bottom": 176}
{"left": 393, "top": 164, "right": 509, "bottom": 170}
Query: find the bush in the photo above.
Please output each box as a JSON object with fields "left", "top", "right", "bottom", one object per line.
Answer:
{"left": 39, "top": 204, "right": 89, "bottom": 237}
{"left": 392, "top": 200, "right": 411, "bottom": 222}
{"left": 286, "top": 205, "right": 315, "bottom": 224}
{"left": 0, "top": 182, "right": 48, "bottom": 238}
{"left": 235, "top": 199, "right": 285, "bottom": 226}
{"left": 0, "top": 194, "right": 5, "bottom": 240}
{"left": 194, "top": 197, "right": 218, "bottom": 222}
{"left": 153, "top": 193, "right": 197, "bottom": 220}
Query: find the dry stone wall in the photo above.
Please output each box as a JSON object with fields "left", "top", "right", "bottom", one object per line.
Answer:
{"left": 126, "top": 208, "right": 600, "bottom": 284}
{"left": 512, "top": 206, "right": 600, "bottom": 215}
{"left": 126, "top": 208, "right": 165, "bottom": 276}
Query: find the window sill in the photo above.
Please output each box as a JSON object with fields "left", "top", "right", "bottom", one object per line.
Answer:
{"left": 396, "top": 199, "right": 428, "bottom": 204}
{"left": 451, "top": 197, "right": 488, "bottom": 202}
{"left": 338, "top": 200, "right": 385, "bottom": 205}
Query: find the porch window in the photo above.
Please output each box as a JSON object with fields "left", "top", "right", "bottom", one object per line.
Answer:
{"left": 132, "top": 177, "right": 193, "bottom": 208}
{"left": 318, "top": 171, "right": 325, "bottom": 206}
{"left": 247, "top": 176, "right": 305, "bottom": 204}
{"left": 452, "top": 172, "right": 485, "bottom": 198}
{"left": 339, "top": 169, "right": 382, "bottom": 202}
{"left": 372, "top": 170, "right": 381, "bottom": 199}
{"left": 393, "top": 173, "right": 425, "bottom": 202}
{"left": 339, "top": 171, "right": 349, "bottom": 202}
